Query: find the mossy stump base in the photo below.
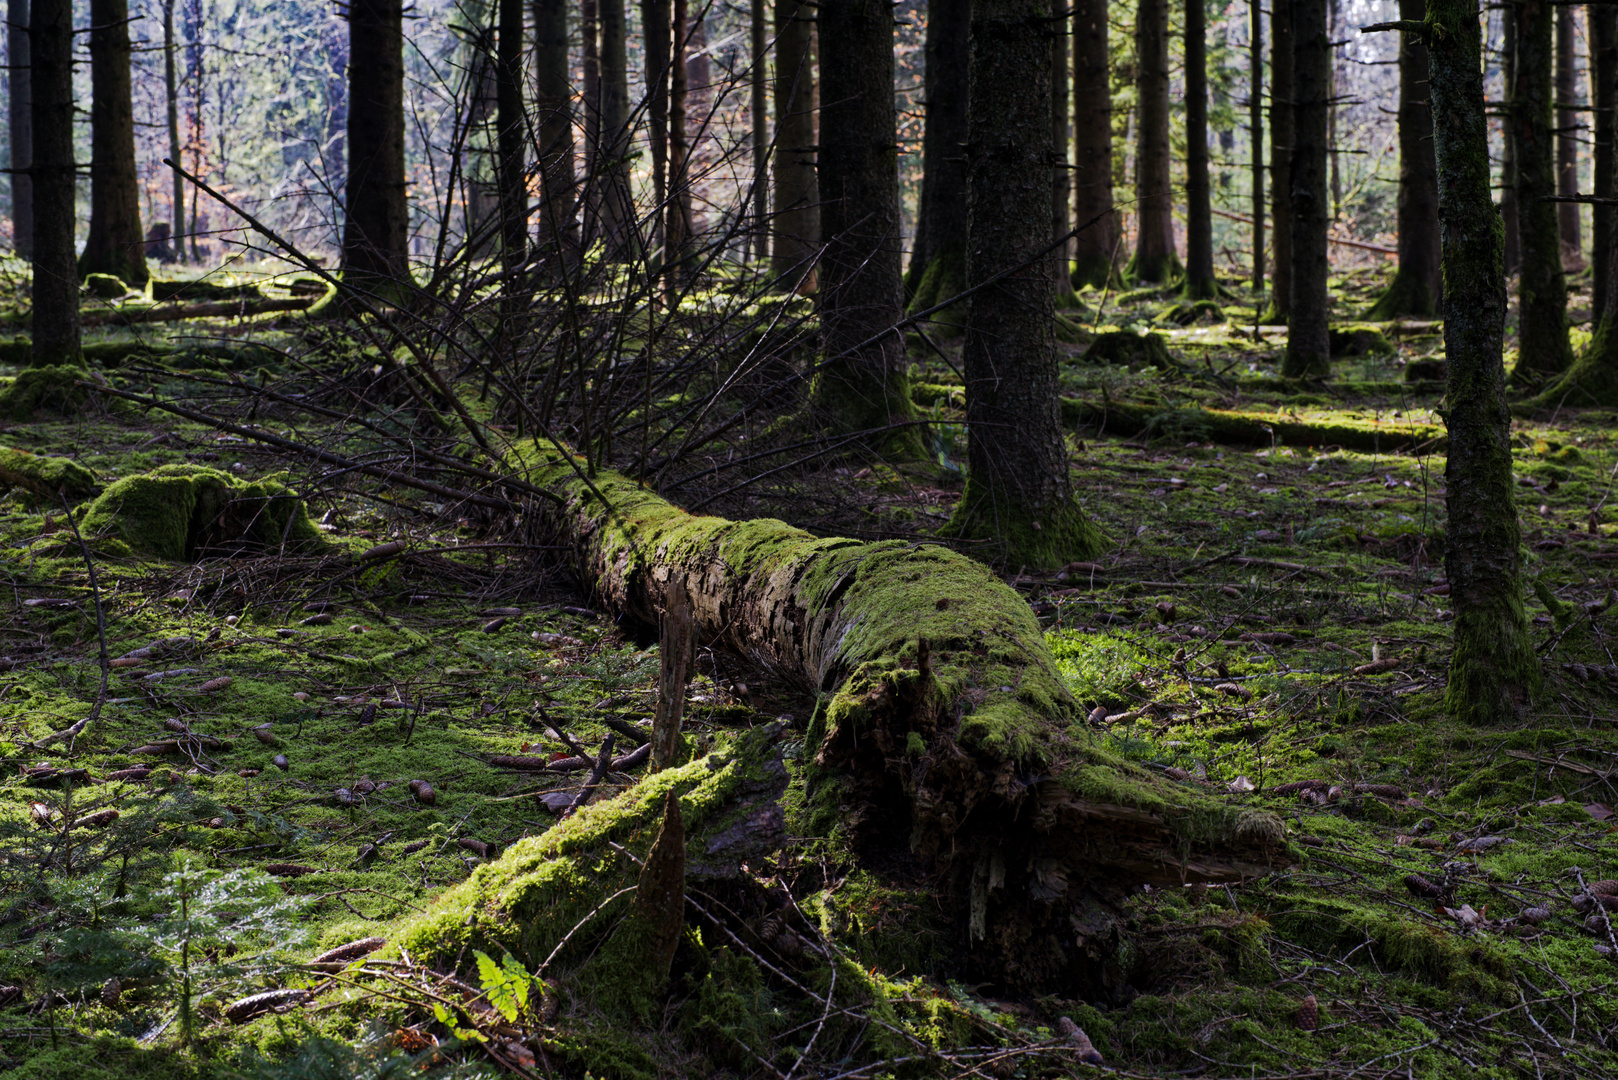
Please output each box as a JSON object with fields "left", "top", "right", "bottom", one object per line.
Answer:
{"left": 1081, "top": 331, "right": 1180, "bottom": 371}
{"left": 0, "top": 365, "right": 96, "bottom": 419}
{"left": 79, "top": 463, "right": 325, "bottom": 560}
{"left": 1330, "top": 324, "right": 1395, "bottom": 358}
{"left": 0, "top": 446, "right": 100, "bottom": 502}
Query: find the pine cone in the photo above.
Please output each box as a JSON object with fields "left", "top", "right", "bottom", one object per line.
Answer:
{"left": 1297, "top": 993, "right": 1319, "bottom": 1031}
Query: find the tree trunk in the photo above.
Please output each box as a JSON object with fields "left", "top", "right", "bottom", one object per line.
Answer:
{"left": 8, "top": 0, "right": 31, "bottom": 260}
{"left": 1051, "top": 19, "right": 1075, "bottom": 302}
{"left": 1501, "top": 7, "right": 1518, "bottom": 275}
{"left": 813, "top": 0, "right": 921, "bottom": 455}
{"left": 1071, "top": 0, "right": 1116, "bottom": 288}
{"left": 1266, "top": 0, "right": 1294, "bottom": 321}
{"left": 750, "top": 0, "right": 768, "bottom": 262}
{"left": 1249, "top": 0, "right": 1263, "bottom": 292}
{"left": 29, "top": 0, "right": 77, "bottom": 367}
{"left": 903, "top": 0, "right": 968, "bottom": 321}
{"left": 771, "top": 0, "right": 818, "bottom": 290}
{"left": 533, "top": 0, "right": 581, "bottom": 260}
{"left": 1367, "top": 0, "right": 1441, "bottom": 319}
{"left": 1555, "top": 4, "right": 1581, "bottom": 264}
{"left": 162, "top": 0, "right": 187, "bottom": 263}
{"left": 1427, "top": 0, "right": 1538, "bottom": 724}
{"left": 1132, "top": 0, "right": 1175, "bottom": 282}
{"left": 596, "top": 0, "right": 637, "bottom": 259}
{"left": 940, "top": 0, "right": 1105, "bottom": 569}
{"left": 1595, "top": 7, "right": 1616, "bottom": 324}
{"left": 641, "top": 0, "right": 672, "bottom": 259}
{"left": 1511, "top": 0, "right": 1574, "bottom": 387}
{"left": 512, "top": 447, "right": 1285, "bottom": 989}
{"left": 580, "top": 0, "right": 601, "bottom": 245}
{"left": 341, "top": 0, "right": 412, "bottom": 292}
{"left": 1282, "top": 0, "right": 1329, "bottom": 378}
{"left": 667, "top": 0, "right": 692, "bottom": 285}
{"left": 80, "top": 0, "right": 146, "bottom": 287}
{"left": 496, "top": 0, "right": 527, "bottom": 274}
{"left": 1182, "top": 0, "right": 1215, "bottom": 297}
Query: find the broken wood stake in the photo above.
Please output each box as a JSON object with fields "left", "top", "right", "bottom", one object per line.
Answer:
{"left": 652, "top": 580, "right": 694, "bottom": 772}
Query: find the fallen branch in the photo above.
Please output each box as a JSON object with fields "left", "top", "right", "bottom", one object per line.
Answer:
{"left": 79, "top": 296, "right": 315, "bottom": 327}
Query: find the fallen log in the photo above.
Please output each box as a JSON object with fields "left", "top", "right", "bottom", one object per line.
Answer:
{"left": 79, "top": 295, "right": 315, "bottom": 328}
{"left": 510, "top": 445, "right": 1289, "bottom": 991}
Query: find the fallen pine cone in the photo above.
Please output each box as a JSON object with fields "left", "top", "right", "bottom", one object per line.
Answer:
{"left": 1520, "top": 906, "right": 1553, "bottom": 925}
{"left": 1056, "top": 1016, "right": 1104, "bottom": 1065}
{"left": 458, "top": 838, "right": 498, "bottom": 860}
{"left": 398, "top": 839, "right": 430, "bottom": 855}
{"left": 104, "top": 767, "right": 150, "bottom": 783}
{"left": 1297, "top": 993, "right": 1319, "bottom": 1031}
{"left": 1352, "top": 657, "right": 1402, "bottom": 676}
{"left": 310, "top": 937, "right": 387, "bottom": 970}
{"left": 409, "top": 780, "right": 437, "bottom": 805}
{"left": 359, "top": 540, "right": 407, "bottom": 562}
{"left": 72, "top": 809, "right": 120, "bottom": 830}
{"left": 1404, "top": 874, "right": 1442, "bottom": 898}
{"left": 263, "top": 863, "right": 319, "bottom": 877}
{"left": 1588, "top": 880, "right": 1618, "bottom": 897}
{"left": 196, "top": 676, "right": 232, "bottom": 693}
{"left": 225, "top": 988, "right": 311, "bottom": 1024}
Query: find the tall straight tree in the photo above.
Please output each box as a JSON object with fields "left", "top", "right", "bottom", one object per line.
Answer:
{"left": 1132, "top": 0, "right": 1176, "bottom": 281}
{"left": 580, "top": 0, "right": 600, "bottom": 241}
{"left": 81, "top": 0, "right": 147, "bottom": 287}
{"left": 341, "top": 0, "right": 411, "bottom": 291}
{"left": 770, "top": 0, "right": 818, "bottom": 289}
{"left": 495, "top": 0, "right": 526, "bottom": 272}
{"left": 1248, "top": 0, "right": 1263, "bottom": 291}
{"left": 1594, "top": 8, "right": 1616, "bottom": 323}
{"left": 161, "top": 0, "right": 187, "bottom": 261}
{"left": 1182, "top": 0, "right": 1215, "bottom": 297}
{"left": 1510, "top": 0, "right": 1573, "bottom": 387}
{"left": 667, "top": 0, "right": 692, "bottom": 279}
{"left": 904, "top": 0, "right": 969, "bottom": 318}
{"left": 30, "top": 0, "right": 77, "bottom": 365}
{"left": 1052, "top": 17, "right": 1074, "bottom": 300}
{"left": 1070, "top": 0, "right": 1116, "bottom": 287}
{"left": 1282, "top": 0, "right": 1329, "bottom": 377}
{"left": 533, "top": 0, "right": 580, "bottom": 258}
{"left": 750, "top": 0, "right": 768, "bottom": 262}
{"left": 7, "top": 0, "right": 30, "bottom": 259}
{"left": 944, "top": 0, "right": 1103, "bottom": 567}
{"left": 813, "top": 0, "right": 922, "bottom": 454}
{"left": 1554, "top": 5, "right": 1580, "bottom": 263}
{"left": 1265, "top": 0, "right": 1294, "bottom": 322}
{"left": 1366, "top": 0, "right": 1440, "bottom": 318}
{"left": 596, "top": 0, "right": 636, "bottom": 256}
{"left": 1501, "top": 9, "right": 1518, "bottom": 274}
{"left": 1423, "top": 0, "right": 1537, "bottom": 723}
{"left": 641, "top": 0, "right": 673, "bottom": 257}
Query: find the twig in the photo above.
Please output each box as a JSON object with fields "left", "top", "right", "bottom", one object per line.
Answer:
{"left": 564, "top": 734, "right": 616, "bottom": 815}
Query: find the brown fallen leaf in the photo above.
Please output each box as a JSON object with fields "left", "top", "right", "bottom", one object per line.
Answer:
{"left": 1587, "top": 803, "right": 1614, "bottom": 821}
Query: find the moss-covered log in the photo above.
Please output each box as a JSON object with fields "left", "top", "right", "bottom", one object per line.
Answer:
{"left": 0, "top": 445, "right": 99, "bottom": 501}
{"left": 1063, "top": 397, "right": 1444, "bottom": 453}
{"left": 511, "top": 446, "right": 1288, "bottom": 988}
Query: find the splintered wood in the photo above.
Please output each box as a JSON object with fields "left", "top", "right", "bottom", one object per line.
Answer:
{"left": 652, "top": 579, "right": 694, "bottom": 773}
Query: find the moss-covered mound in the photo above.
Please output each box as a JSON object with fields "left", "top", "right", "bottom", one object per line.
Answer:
{"left": 0, "top": 446, "right": 99, "bottom": 501}
{"left": 1063, "top": 397, "right": 1444, "bottom": 454}
{"left": 1329, "top": 324, "right": 1394, "bottom": 357}
{"left": 0, "top": 364, "right": 96, "bottom": 419}
{"left": 79, "top": 463, "right": 324, "bottom": 560}
{"left": 1082, "top": 330, "right": 1179, "bottom": 370}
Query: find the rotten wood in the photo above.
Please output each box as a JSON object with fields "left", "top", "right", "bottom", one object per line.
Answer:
{"left": 652, "top": 578, "right": 693, "bottom": 772}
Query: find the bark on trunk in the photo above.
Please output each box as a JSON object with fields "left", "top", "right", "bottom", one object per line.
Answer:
{"left": 940, "top": 0, "right": 1105, "bottom": 569}
{"left": 667, "top": 0, "right": 692, "bottom": 284}
{"left": 596, "top": 0, "right": 637, "bottom": 258}
{"left": 580, "top": 0, "right": 601, "bottom": 245}
{"left": 1132, "top": 0, "right": 1176, "bottom": 282}
{"left": 8, "top": 0, "right": 31, "bottom": 260}
{"left": 1282, "top": 0, "right": 1330, "bottom": 378}
{"left": 533, "top": 0, "right": 581, "bottom": 261}
{"left": 770, "top": 0, "right": 818, "bottom": 290}
{"left": 750, "top": 0, "right": 768, "bottom": 262}
{"left": 1071, "top": 0, "right": 1116, "bottom": 288}
{"left": 904, "top": 0, "right": 968, "bottom": 322}
{"left": 30, "top": 0, "right": 78, "bottom": 367}
{"left": 510, "top": 445, "right": 1287, "bottom": 988}
{"left": 642, "top": 0, "right": 673, "bottom": 259}
{"left": 341, "top": 0, "right": 412, "bottom": 292}
{"left": 1249, "top": 0, "right": 1264, "bottom": 292}
{"left": 1183, "top": 0, "right": 1215, "bottom": 298}
{"left": 496, "top": 0, "right": 527, "bottom": 274}
{"left": 162, "top": 0, "right": 187, "bottom": 262}
{"left": 1052, "top": 20, "right": 1075, "bottom": 302}
{"left": 1266, "top": 0, "right": 1294, "bottom": 322}
{"left": 1594, "top": 7, "right": 1615, "bottom": 323}
{"left": 1555, "top": 5, "right": 1581, "bottom": 263}
{"left": 81, "top": 0, "right": 147, "bottom": 287}
{"left": 1367, "top": 0, "right": 1441, "bottom": 319}
{"left": 813, "top": 0, "right": 921, "bottom": 455}
{"left": 1510, "top": 0, "right": 1574, "bottom": 386}
{"left": 1427, "top": 0, "right": 1539, "bottom": 724}
{"left": 1501, "top": 7, "right": 1518, "bottom": 275}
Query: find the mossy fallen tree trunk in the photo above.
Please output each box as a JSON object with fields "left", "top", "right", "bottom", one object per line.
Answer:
{"left": 1063, "top": 397, "right": 1445, "bottom": 454}
{"left": 511, "top": 446, "right": 1288, "bottom": 989}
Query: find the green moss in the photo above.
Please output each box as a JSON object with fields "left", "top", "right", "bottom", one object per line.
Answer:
{"left": 78, "top": 464, "right": 324, "bottom": 561}
{"left": 0, "top": 365, "right": 95, "bottom": 419}
{"left": 0, "top": 445, "right": 100, "bottom": 501}
{"left": 84, "top": 273, "right": 129, "bottom": 299}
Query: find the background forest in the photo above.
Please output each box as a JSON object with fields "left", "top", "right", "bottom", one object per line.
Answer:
{"left": 2, "top": 0, "right": 1618, "bottom": 1079}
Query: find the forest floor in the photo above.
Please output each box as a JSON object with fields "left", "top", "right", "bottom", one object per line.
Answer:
{"left": 1, "top": 259, "right": 1617, "bottom": 1079}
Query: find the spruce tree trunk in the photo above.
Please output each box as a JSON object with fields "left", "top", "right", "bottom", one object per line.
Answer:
{"left": 580, "top": 0, "right": 601, "bottom": 245}
{"left": 1132, "top": 0, "right": 1176, "bottom": 281}
{"left": 1249, "top": 0, "right": 1263, "bottom": 292}
{"left": 1511, "top": 0, "right": 1573, "bottom": 386}
{"left": 1182, "top": 0, "right": 1215, "bottom": 297}
{"left": 813, "top": 0, "right": 921, "bottom": 454}
{"left": 770, "top": 0, "right": 818, "bottom": 290}
{"left": 1052, "top": 21, "right": 1074, "bottom": 301}
{"left": 341, "top": 0, "right": 412, "bottom": 291}
{"left": 29, "top": 0, "right": 78, "bottom": 366}
{"left": 533, "top": 0, "right": 581, "bottom": 259}
{"left": 8, "top": 0, "right": 31, "bottom": 260}
{"left": 1071, "top": 0, "right": 1116, "bottom": 288}
{"left": 597, "top": 0, "right": 637, "bottom": 258}
{"left": 1426, "top": 0, "right": 1538, "bottom": 724}
{"left": 750, "top": 0, "right": 768, "bottom": 262}
{"left": 496, "top": 0, "right": 527, "bottom": 273}
{"left": 667, "top": 0, "right": 692, "bottom": 282}
{"left": 642, "top": 0, "right": 672, "bottom": 258}
{"left": 1282, "top": 0, "right": 1329, "bottom": 377}
{"left": 1367, "top": 0, "right": 1440, "bottom": 319}
{"left": 1501, "top": 8, "right": 1518, "bottom": 275}
{"left": 1266, "top": 0, "right": 1294, "bottom": 322}
{"left": 904, "top": 0, "right": 969, "bottom": 316}
{"left": 81, "top": 0, "right": 147, "bottom": 287}
{"left": 1555, "top": 5, "right": 1581, "bottom": 263}
{"left": 941, "top": 0, "right": 1104, "bottom": 568}
{"left": 162, "top": 0, "right": 187, "bottom": 262}
{"left": 1595, "top": 8, "right": 1616, "bottom": 324}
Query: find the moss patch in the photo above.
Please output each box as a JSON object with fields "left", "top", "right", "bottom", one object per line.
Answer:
{"left": 79, "top": 464, "right": 325, "bottom": 561}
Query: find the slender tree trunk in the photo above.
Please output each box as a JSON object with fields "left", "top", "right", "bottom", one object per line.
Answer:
{"left": 1183, "top": 0, "right": 1215, "bottom": 297}
{"left": 1249, "top": 0, "right": 1263, "bottom": 291}
{"left": 1501, "top": 7, "right": 1518, "bottom": 275}
{"left": 1326, "top": 0, "right": 1341, "bottom": 216}
{"left": 1071, "top": 0, "right": 1115, "bottom": 288}
{"left": 750, "top": 0, "right": 768, "bottom": 262}
{"left": 904, "top": 0, "right": 968, "bottom": 318}
{"left": 162, "top": 0, "right": 187, "bottom": 262}
{"left": 580, "top": 0, "right": 601, "bottom": 245}
{"left": 1052, "top": 18, "right": 1074, "bottom": 300}
{"left": 1367, "top": 0, "right": 1440, "bottom": 318}
{"left": 1266, "top": 0, "right": 1294, "bottom": 321}
{"left": 1511, "top": 0, "right": 1574, "bottom": 386}
{"left": 770, "top": 0, "right": 818, "bottom": 289}
{"left": 341, "top": 0, "right": 411, "bottom": 291}
{"left": 81, "top": 0, "right": 147, "bottom": 287}
{"left": 1283, "top": 0, "right": 1329, "bottom": 377}
{"left": 667, "top": 0, "right": 692, "bottom": 282}
{"left": 1132, "top": 0, "right": 1175, "bottom": 281}
{"left": 944, "top": 0, "right": 1103, "bottom": 568}
{"left": 597, "top": 0, "right": 636, "bottom": 258}
{"left": 642, "top": 0, "right": 672, "bottom": 258}
{"left": 1426, "top": 0, "right": 1537, "bottom": 724}
{"left": 496, "top": 0, "right": 526, "bottom": 273}
{"left": 1594, "top": 7, "right": 1615, "bottom": 324}
{"left": 29, "top": 0, "right": 77, "bottom": 366}
{"left": 1555, "top": 4, "right": 1581, "bottom": 263}
{"left": 533, "top": 0, "right": 580, "bottom": 259}
{"left": 8, "top": 0, "right": 31, "bottom": 260}
{"left": 813, "top": 0, "right": 922, "bottom": 456}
